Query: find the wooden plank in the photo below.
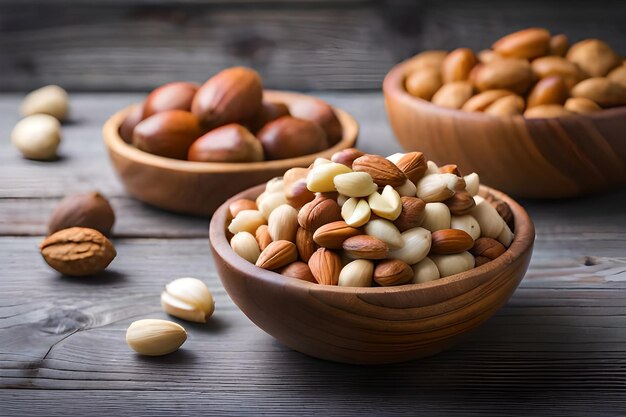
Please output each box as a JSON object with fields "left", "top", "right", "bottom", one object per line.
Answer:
{"left": 1, "top": 1, "right": 625, "bottom": 91}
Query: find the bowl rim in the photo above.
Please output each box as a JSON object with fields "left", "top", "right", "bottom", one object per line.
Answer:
{"left": 382, "top": 57, "right": 626, "bottom": 121}
{"left": 209, "top": 182, "right": 535, "bottom": 296}
{"left": 102, "top": 89, "right": 359, "bottom": 173}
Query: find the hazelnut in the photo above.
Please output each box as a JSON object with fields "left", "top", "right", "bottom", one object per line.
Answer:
{"left": 288, "top": 98, "right": 343, "bottom": 146}
{"left": 133, "top": 110, "right": 203, "bottom": 159}
{"left": 143, "top": 81, "right": 199, "bottom": 118}
{"left": 48, "top": 191, "right": 116, "bottom": 236}
{"left": 119, "top": 104, "right": 144, "bottom": 144}
{"left": 244, "top": 101, "right": 290, "bottom": 133}
{"left": 258, "top": 116, "right": 328, "bottom": 160}
{"left": 187, "top": 123, "right": 263, "bottom": 162}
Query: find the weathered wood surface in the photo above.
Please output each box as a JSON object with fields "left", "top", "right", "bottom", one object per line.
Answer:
{"left": 1, "top": 94, "right": 626, "bottom": 415}
{"left": 1, "top": 0, "right": 626, "bottom": 91}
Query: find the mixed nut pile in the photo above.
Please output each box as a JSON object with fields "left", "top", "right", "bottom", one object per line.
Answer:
{"left": 119, "top": 66, "right": 343, "bottom": 162}
{"left": 227, "top": 148, "right": 515, "bottom": 287}
{"left": 404, "top": 28, "right": 626, "bottom": 117}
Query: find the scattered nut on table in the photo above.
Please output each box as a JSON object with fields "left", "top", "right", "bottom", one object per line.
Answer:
{"left": 48, "top": 191, "right": 116, "bottom": 236}
{"left": 126, "top": 319, "right": 187, "bottom": 356}
{"left": 161, "top": 277, "right": 215, "bottom": 323}
{"left": 20, "top": 85, "right": 69, "bottom": 121}
{"left": 11, "top": 114, "right": 61, "bottom": 160}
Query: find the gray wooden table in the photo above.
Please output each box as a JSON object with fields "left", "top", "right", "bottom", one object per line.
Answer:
{"left": 1, "top": 93, "right": 625, "bottom": 416}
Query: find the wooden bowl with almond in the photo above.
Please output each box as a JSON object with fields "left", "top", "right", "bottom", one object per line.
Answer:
{"left": 103, "top": 90, "right": 358, "bottom": 216}
{"left": 383, "top": 29, "right": 626, "bottom": 199}
{"left": 209, "top": 181, "right": 534, "bottom": 365}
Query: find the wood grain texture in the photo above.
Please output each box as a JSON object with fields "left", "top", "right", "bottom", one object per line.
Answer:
{"left": 1, "top": 1, "right": 626, "bottom": 91}
{"left": 383, "top": 60, "right": 626, "bottom": 199}
{"left": 1, "top": 93, "right": 626, "bottom": 414}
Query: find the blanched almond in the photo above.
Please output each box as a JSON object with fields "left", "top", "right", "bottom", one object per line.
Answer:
{"left": 388, "top": 227, "right": 431, "bottom": 265}
{"left": 367, "top": 186, "right": 402, "bottom": 221}
{"left": 421, "top": 203, "right": 451, "bottom": 232}
{"left": 333, "top": 172, "right": 378, "bottom": 197}
{"left": 341, "top": 198, "right": 371, "bottom": 227}
{"left": 412, "top": 257, "right": 440, "bottom": 284}
{"left": 228, "top": 210, "right": 266, "bottom": 235}
{"left": 338, "top": 259, "right": 374, "bottom": 287}
{"left": 364, "top": 219, "right": 404, "bottom": 249}
{"left": 230, "top": 232, "right": 261, "bottom": 263}
{"left": 431, "top": 252, "right": 475, "bottom": 278}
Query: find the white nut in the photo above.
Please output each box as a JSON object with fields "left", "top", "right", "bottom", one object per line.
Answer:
{"left": 257, "top": 191, "right": 288, "bottom": 220}
{"left": 416, "top": 174, "right": 455, "bottom": 202}
{"left": 464, "top": 173, "right": 480, "bottom": 196}
{"left": 368, "top": 185, "right": 402, "bottom": 220}
{"left": 333, "top": 172, "right": 377, "bottom": 197}
{"left": 341, "top": 198, "right": 371, "bottom": 227}
{"left": 431, "top": 252, "right": 475, "bottom": 278}
{"left": 364, "top": 219, "right": 404, "bottom": 249}
{"left": 338, "top": 259, "right": 374, "bottom": 287}
{"left": 268, "top": 204, "right": 299, "bottom": 242}
{"left": 388, "top": 227, "right": 431, "bottom": 264}
{"left": 497, "top": 222, "right": 514, "bottom": 248}
{"left": 160, "top": 277, "right": 215, "bottom": 323}
{"left": 230, "top": 231, "right": 262, "bottom": 263}
{"left": 395, "top": 179, "right": 417, "bottom": 197}
{"left": 385, "top": 153, "right": 404, "bottom": 164}
{"left": 228, "top": 210, "right": 266, "bottom": 234}
{"left": 20, "top": 85, "right": 69, "bottom": 121}
{"left": 11, "top": 114, "right": 61, "bottom": 160}
{"left": 412, "top": 257, "right": 440, "bottom": 284}
{"left": 471, "top": 198, "right": 505, "bottom": 238}
{"left": 450, "top": 215, "right": 481, "bottom": 240}
{"left": 265, "top": 177, "right": 285, "bottom": 193}
{"left": 126, "top": 319, "right": 187, "bottom": 356}
{"left": 307, "top": 162, "right": 352, "bottom": 193}
{"left": 421, "top": 202, "right": 451, "bottom": 232}
{"left": 337, "top": 194, "right": 349, "bottom": 207}
{"left": 424, "top": 160, "right": 440, "bottom": 176}
{"left": 313, "top": 157, "right": 332, "bottom": 167}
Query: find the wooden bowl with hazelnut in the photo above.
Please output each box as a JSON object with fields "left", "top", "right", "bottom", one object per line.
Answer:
{"left": 209, "top": 182, "right": 534, "bottom": 365}
{"left": 383, "top": 29, "right": 626, "bottom": 199}
{"left": 103, "top": 90, "right": 358, "bottom": 216}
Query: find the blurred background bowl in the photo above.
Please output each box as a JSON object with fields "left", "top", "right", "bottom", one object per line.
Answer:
{"left": 209, "top": 183, "right": 535, "bottom": 365}
{"left": 383, "top": 59, "right": 626, "bottom": 199}
{"left": 103, "top": 90, "right": 358, "bottom": 216}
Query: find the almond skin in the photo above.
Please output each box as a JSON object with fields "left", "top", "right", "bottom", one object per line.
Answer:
{"left": 284, "top": 167, "right": 315, "bottom": 209}
{"left": 441, "top": 48, "right": 476, "bottom": 83}
{"left": 48, "top": 191, "right": 115, "bottom": 236}
{"left": 229, "top": 199, "right": 257, "bottom": 218}
{"left": 566, "top": 39, "right": 621, "bottom": 77}
{"left": 430, "top": 229, "right": 474, "bottom": 255}
{"left": 244, "top": 101, "right": 290, "bottom": 133}
{"left": 352, "top": 154, "right": 406, "bottom": 187}
{"left": 255, "top": 224, "right": 272, "bottom": 251}
{"left": 297, "top": 195, "right": 342, "bottom": 231}
{"left": 133, "top": 110, "right": 203, "bottom": 160}
{"left": 571, "top": 77, "right": 626, "bottom": 108}
{"left": 444, "top": 191, "right": 476, "bottom": 216}
{"left": 288, "top": 98, "right": 343, "bottom": 146}
{"left": 492, "top": 28, "right": 551, "bottom": 60}
{"left": 373, "top": 259, "right": 413, "bottom": 286}
{"left": 119, "top": 104, "right": 144, "bottom": 144}
{"left": 395, "top": 152, "right": 426, "bottom": 183}
{"left": 308, "top": 248, "right": 342, "bottom": 285}
{"left": 296, "top": 227, "right": 318, "bottom": 262}
{"left": 255, "top": 240, "right": 297, "bottom": 270}
{"left": 470, "top": 237, "right": 506, "bottom": 266}
{"left": 531, "top": 56, "right": 586, "bottom": 89}
{"left": 143, "top": 81, "right": 199, "bottom": 118}
{"left": 331, "top": 148, "right": 365, "bottom": 167}
{"left": 484, "top": 95, "right": 525, "bottom": 117}
{"left": 188, "top": 123, "right": 263, "bottom": 162}
{"left": 527, "top": 76, "right": 569, "bottom": 108}
{"left": 549, "top": 34, "right": 569, "bottom": 57}
{"left": 394, "top": 197, "right": 426, "bottom": 232}
{"left": 313, "top": 221, "right": 361, "bottom": 249}
{"left": 342, "top": 235, "right": 389, "bottom": 260}
{"left": 564, "top": 97, "right": 602, "bottom": 114}
{"left": 431, "top": 82, "right": 474, "bottom": 109}
{"left": 278, "top": 261, "right": 316, "bottom": 283}
{"left": 475, "top": 58, "right": 534, "bottom": 95}
{"left": 40, "top": 227, "right": 116, "bottom": 276}
{"left": 258, "top": 116, "right": 328, "bottom": 160}
{"left": 462, "top": 90, "right": 514, "bottom": 112}
{"left": 192, "top": 67, "right": 263, "bottom": 129}
{"left": 524, "top": 104, "right": 575, "bottom": 119}
{"left": 405, "top": 68, "right": 442, "bottom": 101}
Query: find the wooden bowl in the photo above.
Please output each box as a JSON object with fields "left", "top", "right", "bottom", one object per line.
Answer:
{"left": 383, "top": 60, "right": 626, "bottom": 199}
{"left": 102, "top": 90, "right": 358, "bottom": 216}
{"left": 209, "top": 184, "right": 535, "bottom": 365}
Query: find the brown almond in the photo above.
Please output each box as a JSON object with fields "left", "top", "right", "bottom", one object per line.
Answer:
{"left": 296, "top": 227, "right": 318, "bottom": 262}
{"left": 564, "top": 97, "right": 602, "bottom": 114}
{"left": 284, "top": 168, "right": 315, "bottom": 209}
{"left": 133, "top": 110, "right": 203, "bottom": 160}
{"left": 395, "top": 152, "right": 426, "bottom": 183}
{"left": 444, "top": 191, "right": 476, "bottom": 215}
{"left": 244, "top": 100, "right": 290, "bottom": 133}
{"left": 192, "top": 67, "right": 263, "bottom": 129}
{"left": 278, "top": 261, "right": 316, "bottom": 283}
{"left": 373, "top": 259, "right": 413, "bottom": 286}
{"left": 608, "top": 64, "right": 626, "bottom": 89}
{"left": 571, "top": 77, "right": 626, "bottom": 108}
{"left": 188, "top": 123, "right": 263, "bottom": 162}
{"left": 342, "top": 235, "right": 389, "bottom": 260}
{"left": 297, "top": 195, "right": 342, "bottom": 231}
{"left": 531, "top": 56, "right": 586, "bottom": 89}
{"left": 527, "top": 76, "right": 569, "bottom": 108}
{"left": 352, "top": 154, "right": 406, "bottom": 187}
{"left": 255, "top": 240, "right": 297, "bottom": 270}
{"left": 475, "top": 58, "right": 534, "bottom": 95}
{"left": 470, "top": 237, "right": 506, "bottom": 264}
{"left": 461, "top": 90, "right": 514, "bottom": 112}
{"left": 313, "top": 221, "right": 361, "bottom": 249}
{"left": 566, "top": 39, "right": 621, "bottom": 77}
{"left": 484, "top": 95, "right": 525, "bottom": 116}
{"left": 255, "top": 224, "right": 272, "bottom": 251}
{"left": 431, "top": 82, "right": 474, "bottom": 109}
{"left": 405, "top": 50, "right": 448, "bottom": 72}
{"left": 119, "top": 104, "right": 144, "bottom": 144}
{"left": 288, "top": 98, "right": 343, "bottom": 146}
{"left": 439, "top": 164, "right": 461, "bottom": 176}
{"left": 524, "top": 104, "right": 575, "bottom": 119}
{"left": 258, "top": 116, "right": 328, "bottom": 160}
{"left": 331, "top": 148, "right": 365, "bottom": 167}
{"left": 230, "top": 199, "right": 258, "bottom": 218}
{"left": 143, "top": 81, "right": 199, "bottom": 118}
{"left": 492, "top": 28, "right": 551, "bottom": 60}
{"left": 405, "top": 68, "right": 442, "bottom": 101}
{"left": 40, "top": 227, "right": 116, "bottom": 276}
{"left": 549, "top": 34, "right": 569, "bottom": 57}
{"left": 308, "top": 248, "right": 342, "bottom": 285}
{"left": 48, "top": 191, "right": 115, "bottom": 236}
{"left": 477, "top": 49, "right": 500, "bottom": 64}
{"left": 430, "top": 229, "right": 474, "bottom": 255}
{"left": 486, "top": 197, "right": 514, "bottom": 230}
{"left": 394, "top": 197, "right": 426, "bottom": 232}
{"left": 441, "top": 48, "right": 476, "bottom": 83}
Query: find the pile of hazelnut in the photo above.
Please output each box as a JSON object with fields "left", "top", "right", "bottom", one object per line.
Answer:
{"left": 119, "top": 67, "right": 343, "bottom": 162}
{"left": 404, "top": 28, "right": 626, "bottom": 118}
{"left": 226, "top": 148, "right": 514, "bottom": 287}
